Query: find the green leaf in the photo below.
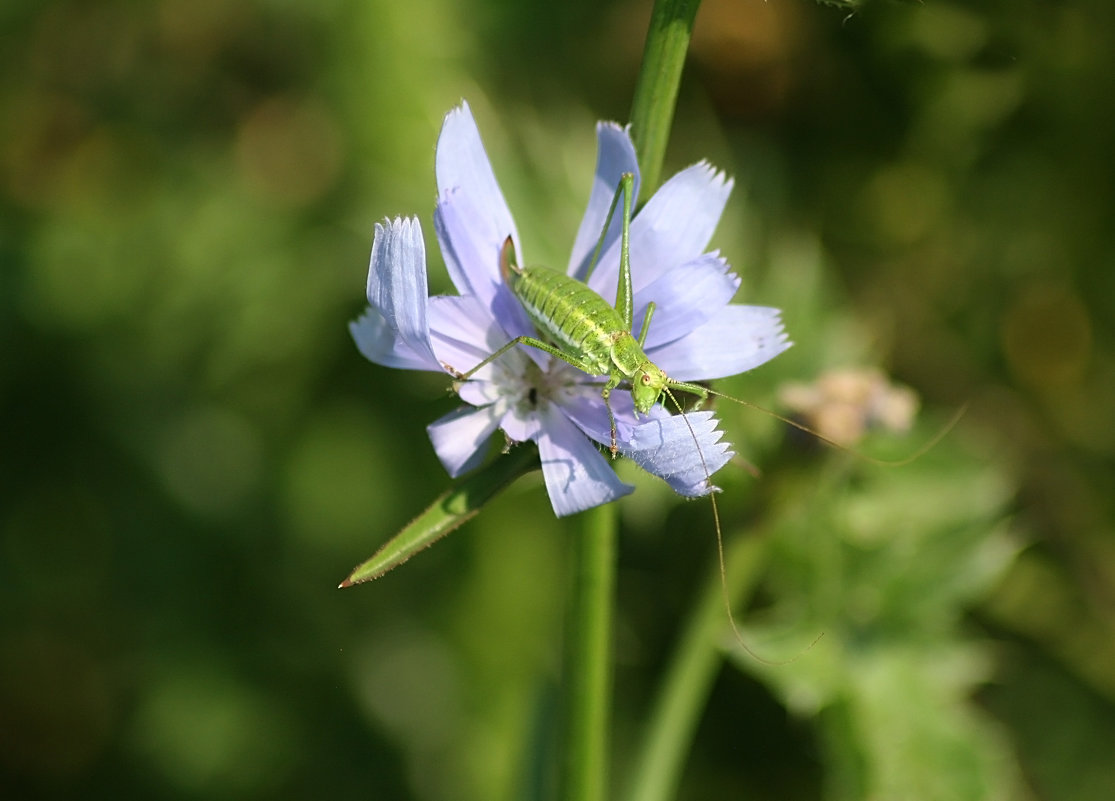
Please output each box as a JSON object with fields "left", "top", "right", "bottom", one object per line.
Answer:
{"left": 338, "top": 445, "right": 540, "bottom": 587}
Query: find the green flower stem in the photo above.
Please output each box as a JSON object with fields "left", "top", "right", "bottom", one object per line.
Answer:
{"left": 628, "top": 0, "right": 703, "bottom": 193}
{"left": 561, "top": 501, "right": 618, "bottom": 801}
{"left": 623, "top": 534, "right": 768, "bottom": 801}
{"left": 557, "top": 4, "right": 702, "bottom": 796}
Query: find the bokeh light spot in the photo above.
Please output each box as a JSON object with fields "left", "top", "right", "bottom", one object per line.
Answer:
{"left": 23, "top": 203, "right": 147, "bottom": 333}
{"left": 1002, "top": 283, "right": 1092, "bottom": 389}
{"left": 156, "top": 405, "right": 263, "bottom": 519}
{"left": 129, "top": 661, "right": 294, "bottom": 795}
{"left": 235, "top": 96, "right": 343, "bottom": 208}
{"left": 282, "top": 401, "right": 403, "bottom": 551}
{"left": 862, "top": 161, "right": 949, "bottom": 245}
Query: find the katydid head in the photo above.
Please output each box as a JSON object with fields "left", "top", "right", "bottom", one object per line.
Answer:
{"left": 631, "top": 362, "right": 670, "bottom": 415}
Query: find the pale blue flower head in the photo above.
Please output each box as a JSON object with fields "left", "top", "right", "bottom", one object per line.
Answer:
{"left": 351, "top": 102, "right": 790, "bottom": 516}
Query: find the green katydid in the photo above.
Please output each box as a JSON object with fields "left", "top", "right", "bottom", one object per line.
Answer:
{"left": 445, "top": 172, "right": 714, "bottom": 460}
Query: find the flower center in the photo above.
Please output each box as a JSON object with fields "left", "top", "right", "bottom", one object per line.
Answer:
{"left": 497, "top": 355, "right": 586, "bottom": 415}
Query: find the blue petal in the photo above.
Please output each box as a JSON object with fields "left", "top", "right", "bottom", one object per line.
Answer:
{"left": 588, "top": 161, "right": 733, "bottom": 301}
{"left": 433, "top": 102, "right": 533, "bottom": 338}
{"left": 458, "top": 380, "right": 502, "bottom": 406}
{"left": 350, "top": 308, "right": 438, "bottom": 371}
{"left": 650, "top": 305, "right": 792, "bottom": 382}
{"left": 634, "top": 253, "right": 741, "bottom": 349}
{"left": 358, "top": 217, "right": 440, "bottom": 371}
{"left": 427, "top": 405, "right": 502, "bottom": 477}
{"left": 499, "top": 398, "right": 543, "bottom": 442}
{"left": 625, "top": 411, "right": 734, "bottom": 496}
{"left": 434, "top": 195, "right": 535, "bottom": 341}
{"left": 558, "top": 388, "right": 640, "bottom": 449}
{"left": 427, "top": 294, "right": 507, "bottom": 381}
{"left": 535, "top": 404, "right": 633, "bottom": 517}
{"left": 434, "top": 103, "right": 521, "bottom": 270}
{"left": 568, "top": 122, "right": 641, "bottom": 282}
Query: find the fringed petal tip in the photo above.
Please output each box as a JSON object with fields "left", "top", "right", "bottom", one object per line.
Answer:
{"left": 355, "top": 214, "right": 468, "bottom": 373}
{"left": 691, "top": 159, "right": 735, "bottom": 194}
{"left": 635, "top": 252, "right": 742, "bottom": 350}
{"left": 596, "top": 120, "right": 627, "bottom": 136}
{"left": 624, "top": 411, "right": 734, "bottom": 498}
{"left": 652, "top": 304, "right": 794, "bottom": 383}
{"left": 766, "top": 309, "right": 794, "bottom": 355}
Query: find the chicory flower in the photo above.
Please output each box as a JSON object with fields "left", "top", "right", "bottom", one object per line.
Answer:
{"left": 351, "top": 101, "right": 790, "bottom": 516}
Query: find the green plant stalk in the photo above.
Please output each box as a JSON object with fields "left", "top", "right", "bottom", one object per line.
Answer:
{"left": 623, "top": 535, "right": 768, "bottom": 801}
{"left": 561, "top": 501, "right": 617, "bottom": 801}
{"left": 559, "top": 3, "right": 703, "bottom": 796}
{"left": 628, "top": 0, "right": 703, "bottom": 193}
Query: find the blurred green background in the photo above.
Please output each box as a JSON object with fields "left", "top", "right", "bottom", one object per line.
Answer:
{"left": 2, "top": 0, "right": 1113, "bottom": 799}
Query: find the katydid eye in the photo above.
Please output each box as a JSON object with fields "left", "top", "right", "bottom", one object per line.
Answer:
{"left": 641, "top": 374, "right": 651, "bottom": 384}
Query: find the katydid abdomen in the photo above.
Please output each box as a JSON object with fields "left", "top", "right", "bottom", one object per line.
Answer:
{"left": 496, "top": 231, "right": 697, "bottom": 426}
{"left": 507, "top": 263, "right": 626, "bottom": 378}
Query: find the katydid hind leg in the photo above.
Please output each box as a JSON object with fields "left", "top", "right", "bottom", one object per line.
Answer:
{"left": 583, "top": 172, "right": 635, "bottom": 289}
{"left": 449, "top": 334, "right": 601, "bottom": 386}
{"left": 636, "top": 301, "right": 656, "bottom": 348}
{"left": 614, "top": 172, "right": 635, "bottom": 333}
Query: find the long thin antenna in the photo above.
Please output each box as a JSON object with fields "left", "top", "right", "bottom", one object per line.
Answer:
{"left": 662, "top": 386, "right": 817, "bottom": 666}
{"left": 675, "top": 383, "right": 968, "bottom": 468}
